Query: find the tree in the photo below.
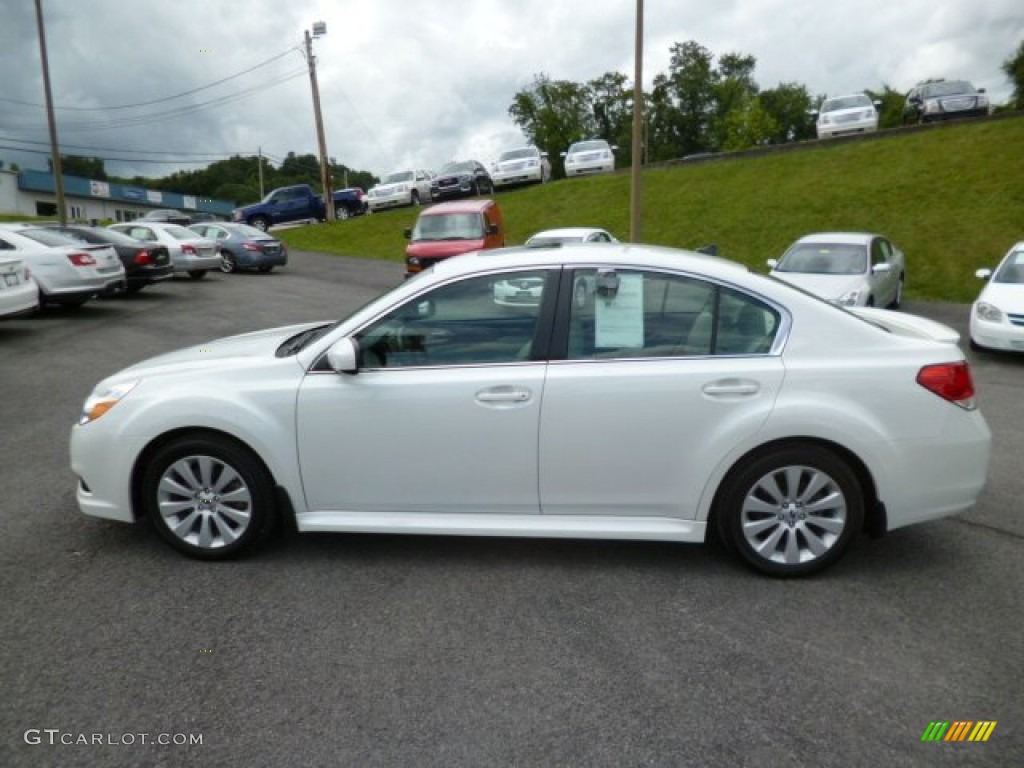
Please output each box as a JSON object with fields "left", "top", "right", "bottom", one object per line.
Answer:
{"left": 50, "top": 155, "right": 107, "bottom": 179}
{"left": 758, "top": 82, "right": 816, "bottom": 143}
{"left": 662, "top": 41, "right": 719, "bottom": 155}
{"left": 1003, "top": 39, "right": 1024, "bottom": 110}
{"left": 719, "top": 99, "right": 779, "bottom": 151}
{"left": 588, "top": 71, "right": 634, "bottom": 165}
{"left": 508, "top": 73, "right": 596, "bottom": 177}
{"left": 865, "top": 85, "right": 906, "bottom": 129}
{"left": 711, "top": 53, "right": 758, "bottom": 149}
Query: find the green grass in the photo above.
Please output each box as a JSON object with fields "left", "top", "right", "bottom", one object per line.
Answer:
{"left": 278, "top": 117, "right": 1024, "bottom": 303}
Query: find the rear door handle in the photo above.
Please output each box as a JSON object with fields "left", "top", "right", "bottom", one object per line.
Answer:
{"left": 702, "top": 379, "right": 760, "bottom": 397}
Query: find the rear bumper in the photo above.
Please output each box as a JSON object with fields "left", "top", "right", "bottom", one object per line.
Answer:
{"left": 171, "top": 253, "right": 221, "bottom": 273}
{"left": 236, "top": 250, "right": 288, "bottom": 268}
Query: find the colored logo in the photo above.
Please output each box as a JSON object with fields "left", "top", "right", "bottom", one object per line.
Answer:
{"left": 921, "top": 721, "right": 996, "bottom": 742}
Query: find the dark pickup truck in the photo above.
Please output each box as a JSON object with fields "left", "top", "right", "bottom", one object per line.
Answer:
{"left": 231, "top": 184, "right": 367, "bottom": 230}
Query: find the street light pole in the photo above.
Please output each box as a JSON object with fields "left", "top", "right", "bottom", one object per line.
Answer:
{"left": 34, "top": 0, "right": 66, "bottom": 224}
{"left": 305, "top": 24, "right": 334, "bottom": 222}
{"left": 629, "top": 0, "right": 644, "bottom": 243}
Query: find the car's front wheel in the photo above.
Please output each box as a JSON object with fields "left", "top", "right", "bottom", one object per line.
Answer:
{"left": 715, "top": 444, "right": 864, "bottom": 577}
{"left": 187, "top": 270, "right": 207, "bottom": 280}
{"left": 140, "top": 434, "right": 277, "bottom": 559}
{"left": 335, "top": 205, "right": 351, "bottom": 220}
{"left": 220, "top": 251, "right": 237, "bottom": 273}
{"left": 889, "top": 276, "right": 904, "bottom": 309}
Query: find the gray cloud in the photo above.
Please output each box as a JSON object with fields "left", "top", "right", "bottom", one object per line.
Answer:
{"left": 1, "top": 0, "right": 1020, "bottom": 182}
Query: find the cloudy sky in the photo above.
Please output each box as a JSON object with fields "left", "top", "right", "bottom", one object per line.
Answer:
{"left": 1, "top": 0, "right": 1021, "bottom": 184}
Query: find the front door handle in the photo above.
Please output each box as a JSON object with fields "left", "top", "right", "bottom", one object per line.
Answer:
{"left": 475, "top": 386, "right": 532, "bottom": 404}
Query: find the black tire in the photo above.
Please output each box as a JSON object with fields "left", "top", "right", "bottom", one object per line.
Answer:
{"left": 140, "top": 434, "right": 277, "bottom": 560}
{"left": 250, "top": 216, "right": 270, "bottom": 232}
{"left": 188, "top": 270, "right": 207, "bottom": 280}
{"left": 889, "top": 276, "right": 904, "bottom": 309}
{"left": 56, "top": 297, "right": 90, "bottom": 308}
{"left": 220, "top": 251, "right": 237, "bottom": 274}
{"left": 714, "top": 444, "right": 864, "bottom": 577}
{"left": 410, "top": 190, "right": 420, "bottom": 206}
{"left": 865, "top": 296, "right": 874, "bottom": 307}
{"left": 125, "top": 283, "right": 146, "bottom": 295}
{"left": 258, "top": 265, "right": 274, "bottom": 273}
{"left": 335, "top": 205, "right": 351, "bottom": 220}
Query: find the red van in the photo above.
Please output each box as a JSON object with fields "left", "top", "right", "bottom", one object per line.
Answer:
{"left": 403, "top": 198, "right": 505, "bottom": 276}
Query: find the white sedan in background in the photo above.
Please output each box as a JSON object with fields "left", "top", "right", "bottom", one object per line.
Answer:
{"left": 70, "top": 244, "right": 990, "bottom": 577}
{"left": 814, "top": 93, "right": 881, "bottom": 139}
{"left": 0, "top": 254, "right": 39, "bottom": 319}
{"left": 108, "top": 222, "right": 219, "bottom": 279}
{"left": 0, "top": 224, "right": 125, "bottom": 307}
{"left": 491, "top": 146, "right": 550, "bottom": 188}
{"left": 969, "top": 241, "right": 1024, "bottom": 352}
{"left": 562, "top": 140, "right": 617, "bottom": 177}
{"left": 768, "top": 232, "right": 905, "bottom": 308}
{"left": 525, "top": 227, "right": 619, "bottom": 247}
{"left": 366, "top": 170, "right": 434, "bottom": 211}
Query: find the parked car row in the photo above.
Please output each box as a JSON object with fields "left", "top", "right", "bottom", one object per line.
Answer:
{"left": 0, "top": 220, "right": 289, "bottom": 319}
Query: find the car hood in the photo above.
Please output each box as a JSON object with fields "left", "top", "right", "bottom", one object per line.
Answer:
{"left": 771, "top": 271, "right": 864, "bottom": 300}
{"left": 107, "top": 321, "right": 324, "bottom": 382}
{"left": 407, "top": 240, "right": 485, "bottom": 258}
{"left": 372, "top": 182, "right": 408, "bottom": 194}
{"left": 976, "top": 282, "right": 1024, "bottom": 311}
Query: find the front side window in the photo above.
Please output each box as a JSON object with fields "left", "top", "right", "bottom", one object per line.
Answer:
{"left": 355, "top": 270, "right": 551, "bottom": 368}
{"left": 566, "top": 269, "right": 779, "bottom": 359}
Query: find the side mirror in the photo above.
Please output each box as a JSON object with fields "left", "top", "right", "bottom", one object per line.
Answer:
{"left": 871, "top": 263, "right": 893, "bottom": 274}
{"left": 975, "top": 268, "right": 992, "bottom": 280}
{"left": 695, "top": 244, "right": 718, "bottom": 256}
{"left": 807, "top": 109, "right": 819, "bottom": 117}
{"left": 873, "top": 100, "right": 882, "bottom": 108}
{"left": 326, "top": 337, "right": 359, "bottom": 374}
{"left": 486, "top": 223, "right": 499, "bottom": 235}
{"left": 766, "top": 258, "right": 779, "bottom": 269}
{"left": 560, "top": 151, "right": 567, "bottom": 158}
{"left": 610, "top": 145, "right": 619, "bottom": 152}
{"left": 540, "top": 151, "right": 549, "bottom": 158}
{"left": 416, "top": 299, "right": 436, "bottom": 318}
{"left": 403, "top": 227, "right": 413, "bottom": 240}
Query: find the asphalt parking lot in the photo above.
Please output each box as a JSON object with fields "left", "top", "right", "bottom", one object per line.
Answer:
{"left": 1, "top": 250, "right": 1022, "bottom": 767}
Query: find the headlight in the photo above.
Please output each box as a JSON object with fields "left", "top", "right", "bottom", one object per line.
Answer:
{"left": 79, "top": 379, "right": 140, "bottom": 425}
{"left": 836, "top": 289, "right": 862, "bottom": 306}
{"left": 975, "top": 302, "right": 1003, "bottom": 323}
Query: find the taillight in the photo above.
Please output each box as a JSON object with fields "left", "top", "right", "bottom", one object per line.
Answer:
{"left": 68, "top": 252, "right": 97, "bottom": 266}
{"left": 917, "top": 361, "right": 976, "bottom": 410}
{"left": 133, "top": 250, "right": 153, "bottom": 265}
{"left": 242, "top": 242, "right": 262, "bottom": 252}
{"left": 181, "top": 244, "right": 196, "bottom": 255}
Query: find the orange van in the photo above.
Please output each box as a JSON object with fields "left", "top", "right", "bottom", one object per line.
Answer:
{"left": 403, "top": 198, "right": 505, "bottom": 276}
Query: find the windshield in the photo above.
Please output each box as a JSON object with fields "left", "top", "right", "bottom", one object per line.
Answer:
{"left": 569, "top": 141, "right": 608, "bottom": 153}
{"left": 921, "top": 81, "right": 975, "bottom": 98}
{"left": 412, "top": 213, "right": 484, "bottom": 241}
{"left": 383, "top": 171, "right": 415, "bottom": 184}
{"left": 230, "top": 223, "right": 272, "bottom": 238}
{"left": 776, "top": 243, "right": 867, "bottom": 275}
{"left": 821, "top": 94, "right": 871, "bottom": 112}
{"left": 439, "top": 161, "right": 476, "bottom": 174}
{"left": 526, "top": 235, "right": 583, "bottom": 247}
{"left": 499, "top": 148, "right": 537, "bottom": 162}
{"left": 994, "top": 251, "right": 1024, "bottom": 283}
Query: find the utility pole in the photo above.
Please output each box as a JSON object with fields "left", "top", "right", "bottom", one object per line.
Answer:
{"left": 305, "top": 23, "right": 334, "bottom": 222}
{"left": 34, "top": 0, "right": 66, "bottom": 224}
{"left": 629, "top": 0, "right": 644, "bottom": 242}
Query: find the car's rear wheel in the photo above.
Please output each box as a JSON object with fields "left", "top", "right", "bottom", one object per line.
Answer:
{"left": 125, "top": 283, "right": 146, "bottom": 294}
{"left": 141, "top": 434, "right": 276, "bottom": 560}
{"left": 258, "top": 265, "right": 274, "bottom": 273}
{"left": 188, "top": 270, "right": 207, "bottom": 280}
{"left": 889, "top": 276, "right": 904, "bottom": 309}
{"left": 335, "top": 205, "right": 351, "bottom": 220}
{"left": 220, "top": 251, "right": 237, "bottom": 273}
{"left": 411, "top": 190, "right": 420, "bottom": 206}
{"left": 715, "top": 444, "right": 864, "bottom": 577}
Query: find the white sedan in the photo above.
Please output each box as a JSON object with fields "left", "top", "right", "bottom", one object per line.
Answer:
{"left": 108, "top": 222, "right": 219, "bottom": 278}
{"left": 814, "top": 93, "right": 880, "bottom": 139}
{"left": 0, "top": 224, "right": 125, "bottom": 307}
{"left": 0, "top": 255, "right": 39, "bottom": 319}
{"left": 491, "top": 146, "right": 550, "bottom": 188}
{"left": 969, "top": 241, "right": 1024, "bottom": 352}
{"left": 768, "top": 232, "right": 905, "bottom": 308}
{"left": 70, "top": 244, "right": 990, "bottom": 577}
{"left": 561, "top": 140, "right": 616, "bottom": 177}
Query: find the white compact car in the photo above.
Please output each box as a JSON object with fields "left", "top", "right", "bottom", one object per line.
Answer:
{"left": 969, "top": 241, "right": 1024, "bottom": 352}
{"left": 0, "top": 224, "right": 125, "bottom": 307}
{"left": 0, "top": 255, "right": 39, "bottom": 319}
{"left": 366, "top": 170, "right": 434, "bottom": 212}
{"left": 491, "top": 147, "right": 551, "bottom": 188}
{"left": 525, "top": 227, "right": 619, "bottom": 247}
{"left": 108, "top": 222, "right": 219, "bottom": 278}
{"left": 562, "top": 140, "right": 616, "bottom": 177}
{"left": 815, "top": 93, "right": 880, "bottom": 139}
{"left": 70, "top": 244, "right": 990, "bottom": 577}
{"left": 769, "top": 232, "right": 905, "bottom": 308}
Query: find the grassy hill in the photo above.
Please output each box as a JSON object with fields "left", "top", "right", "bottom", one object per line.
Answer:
{"left": 279, "top": 116, "right": 1024, "bottom": 303}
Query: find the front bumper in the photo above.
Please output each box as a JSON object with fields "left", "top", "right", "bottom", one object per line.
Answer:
{"left": 970, "top": 314, "right": 1024, "bottom": 352}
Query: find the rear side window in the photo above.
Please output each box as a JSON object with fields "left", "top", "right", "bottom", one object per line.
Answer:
{"left": 566, "top": 269, "right": 780, "bottom": 359}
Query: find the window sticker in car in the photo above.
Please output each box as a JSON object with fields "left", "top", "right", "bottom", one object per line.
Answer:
{"left": 595, "top": 273, "right": 644, "bottom": 348}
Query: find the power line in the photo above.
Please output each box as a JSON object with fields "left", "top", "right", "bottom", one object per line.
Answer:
{"left": 0, "top": 143, "right": 233, "bottom": 165}
{"left": 0, "top": 47, "right": 301, "bottom": 112}
{"left": 0, "top": 135, "right": 255, "bottom": 157}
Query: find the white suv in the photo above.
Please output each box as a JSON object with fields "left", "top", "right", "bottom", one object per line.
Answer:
{"left": 366, "top": 170, "right": 434, "bottom": 212}
{"left": 491, "top": 146, "right": 551, "bottom": 188}
{"left": 814, "top": 94, "right": 880, "bottom": 139}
